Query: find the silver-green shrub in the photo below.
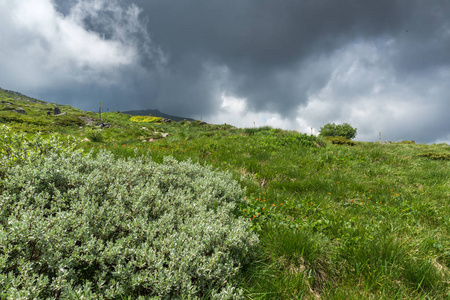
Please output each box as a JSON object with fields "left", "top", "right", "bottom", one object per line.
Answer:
{"left": 0, "top": 126, "right": 258, "bottom": 299}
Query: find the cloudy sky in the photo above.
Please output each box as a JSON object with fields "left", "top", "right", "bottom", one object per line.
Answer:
{"left": 1, "top": 0, "right": 449, "bottom": 143}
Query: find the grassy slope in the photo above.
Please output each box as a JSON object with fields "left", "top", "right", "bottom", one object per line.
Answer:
{"left": 1, "top": 89, "right": 449, "bottom": 299}
{"left": 96, "top": 127, "right": 450, "bottom": 299}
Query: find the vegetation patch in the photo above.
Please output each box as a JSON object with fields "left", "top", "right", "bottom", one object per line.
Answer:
{"left": 129, "top": 116, "right": 163, "bottom": 123}
{"left": 0, "top": 127, "right": 257, "bottom": 299}
{"left": 324, "top": 136, "right": 356, "bottom": 146}
{"left": 53, "top": 115, "right": 85, "bottom": 127}
{"left": 85, "top": 128, "right": 104, "bottom": 142}
{"left": 1, "top": 87, "right": 449, "bottom": 299}
{"left": 319, "top": 122, "right": 357, "bottom": 140}
{"left": 416, "top": 152, "right": 450, "bottom": 160}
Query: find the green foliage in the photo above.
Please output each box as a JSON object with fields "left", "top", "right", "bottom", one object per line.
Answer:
{"left": 263, "top": 226, "right": 331, "bottom": 284}
{"left": 243, "top": 126, "right": 273, "bottom": 136}
{"left": 325, "top": 136, "right": 356, "bottom": 146}
{"left": 247, "top": 127, "right": 324, "bottom": 149}
{"left": 0, "top": 126, "right": 78, "bottom": 178}
{"left": 416, "top": 152, "right": 450, "bottom": 160}
{"left": 0, "top": 113, "right": 48, "bottom": 126}
{"left": 53, "top": 115, "right": 85, "bottom": 127}
{"left": 319, "top": 123, "right": 357, "bottom": 140}
{"left": 1, "top": 106, "right": 15, "bottom": 111}
{"left": 399, "top": 140, "right": 416, "bottom": 144}
{"left": 85, "top": 128, "right": 104, "bottom": 142}
{"left": 0, "top": 126, "right": 257, "bottom": 298}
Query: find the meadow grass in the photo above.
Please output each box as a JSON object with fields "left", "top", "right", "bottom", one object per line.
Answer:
{"left": 1, "top": 95, "right": 449, "bottom": 298}
{"left": 77, "top": 124, "right": 449, "bottom": 299}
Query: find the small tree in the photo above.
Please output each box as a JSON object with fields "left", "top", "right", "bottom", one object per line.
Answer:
{"left": 319, "top": 123, "right": 357, "bottom": 140}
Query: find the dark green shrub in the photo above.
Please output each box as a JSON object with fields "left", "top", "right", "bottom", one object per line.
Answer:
{"left": 416, "top": 152, "right": 450, "bottom": 161}
{"left": 9, "top": 123, "right": 52, "bottom": 133}
{"left": 0, "top": 114, "right": 25, "bottom": 123}
{"left": 319, "top": 123, "right": 357, "bottom": 140}
{"left": 1, "top": 105, "right": 15, "bottom": 111}
{"left": 248, "top": 128, "right": 325, "bottom": 149}
{"left": 86, "top": 129, "right": 104, "bottom": 142}
{"left": 243, "top": 126, "right": 273, "bottom": 136}
{"left": 53, "top": 116, "right": 85, "bottom": 127}
{"left": 0, "top": 113, "right": 49, "bottom": 128}
{"left": 325, "top": 136, "right": 356, "bottom": 146}
{"left": 0, "top": 125, "right": 257, "bottom": 299}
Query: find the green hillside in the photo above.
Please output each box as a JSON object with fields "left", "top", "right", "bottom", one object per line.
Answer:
{"left": 0, "top": 87, "right": 93, "bottom": 133}
{"left": 1, "top": 88, "right": 449, "bottom": 299}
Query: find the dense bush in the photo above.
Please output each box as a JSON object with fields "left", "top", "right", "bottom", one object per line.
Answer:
{"left": 318, "top": 123, "right": 357, "bottom": 140}
{"left": 399, "top": 140, "right": 416, "bottom": 144}
{"left": 53, "top": 116, "right": 85, "bottom": 127}
{"left": 251, "top": 127, "right": 325, "bottom": 149}
{"left": 416, "top": 152, "right": 450, "bottom": 161}
{"left": 1, "top": 106, "right": 15, "bottom": 111}
{"left": 0, "top": 114, "right": 26, "bottom": 123}
{"left": 243, "top": 126, "right": 274, "bottom": 136}
{"left": 0, "top": 113, "right": 49, "bottom": 127}
{"left": 324, "top": 136, "right": 356, "bottom": 146}
{"left": 0, "top": 126, "right": 257, "bottom": 299}
{"left": 85, "top": 128, "right": 104, "bottom": 142}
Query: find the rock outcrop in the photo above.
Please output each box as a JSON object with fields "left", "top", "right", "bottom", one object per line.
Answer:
{"left": 13, "top": 107, "right": 26, "bottom": 114}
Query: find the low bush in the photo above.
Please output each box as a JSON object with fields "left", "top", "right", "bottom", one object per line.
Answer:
{"left": 53, "top": 116, "right": 85, "bottom": 127}
{"left": 0, "top": 126, "right": 257, "bottom": 299}
{"left": 0, "top": 113, "right": 49, "bottom": 127}
{"left": 0, "top": 113, "right": 26, "bottom": 123}
{"left": 319, "top": 123, "right": 357, "bottom": 140}
{"left": 1, "top": 106, "right": 15, "bottom": 111}
{"left": 7, "top": 123, "right": 52, "bottom": 134}
{"left": 243, "top": 126, "right": 273, "bottom": 136}
{"left": 251, "top": 129, "right": 325, "bottom": 149}
{"left": 325, "top": 136, "right": 356, "bottom": 146}
{"left": 416, "top": 152, "right": 450, "bottom": 161}
{"left": 85, "top": 128, "right": 104, "bottom": 142}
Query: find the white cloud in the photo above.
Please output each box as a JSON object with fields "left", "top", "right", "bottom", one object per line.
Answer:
{"left": 0, "top": 0, "right": 157, "bottom": 90}
{"left": 220, "top": 94, "right": 246, "bottom": 114}
{"left": 282, "top": 39, "right": 447, "bottom": 142}
{"left": 206, "top": 94, "right": 299, "bottom": 131}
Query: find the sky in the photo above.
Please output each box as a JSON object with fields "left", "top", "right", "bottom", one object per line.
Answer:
{"left": 1, "top": 0, "right": 449, "bottom": 144}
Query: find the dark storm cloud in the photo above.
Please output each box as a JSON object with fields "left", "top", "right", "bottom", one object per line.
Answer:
{"left": 129, "top": 0, "right": 450, "bottom": 119}
{"left": 2, "top": 0, "right": 449, "bottom": 143}
{"left": 131, "top": 0, "right": 401, "bottom": 114}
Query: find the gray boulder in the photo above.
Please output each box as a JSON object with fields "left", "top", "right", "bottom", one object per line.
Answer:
{"left": 96, "top": 122, "right": 111, "bottom": 129}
